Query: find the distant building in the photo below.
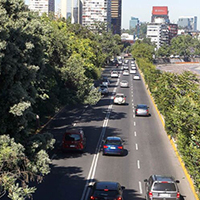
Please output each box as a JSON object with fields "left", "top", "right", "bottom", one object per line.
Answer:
{"left": 121, "top": 33, "right": 134, "bottom": 44}
{"left": 168, "top": 24, "right": 178, "bottom": 42}
{"left": 61, "top": 0, "right": 82, "bottom": 24}
{"left": 147, "top": 23, "right": 169, "bottom": 49}
{"left": 151, "top": 6, "right": 169, "bottom": 23}
{"left": 82, "top": 0, "right": 111, "bottom": 31}
{"left": 29, "top": 0, "right": 52, "bottom": 15}
{"left": 177, "top": 16, "right": 197, "bottom": 31}
{"left": 111, "top": 0, "right": 122, "bottom": 35}
{"left": 129, "top": 17, "right": 139, "bottom": 29}
{"left": 48, "top": 0, "right": 55, "bottom": 13}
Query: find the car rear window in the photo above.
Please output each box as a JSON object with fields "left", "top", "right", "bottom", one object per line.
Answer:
{"left": 94, "top": 190, "right": 119, "bottom": 197}
{"left": 152, "top": 183, "right": 176, "bottom": 191}
{"left": 106, "top": 140, "right": 121, "bottom": 145}
{"left": 65, "top": 134, "right": 81, "bottom": 141}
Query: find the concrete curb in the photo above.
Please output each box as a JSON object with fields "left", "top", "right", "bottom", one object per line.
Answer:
{"left": 137, "top": 64, "right": 199, "bottom": 200}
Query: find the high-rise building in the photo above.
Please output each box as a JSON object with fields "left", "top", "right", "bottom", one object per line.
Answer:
{"left": 177, "top": 16, "right": 197, "bottom": 31}
{"left": 151, "top": 6, "right": 169, "bottom": 23}
{"left": 29, "top": 0, "right": 49, "bottom": 15}
{"left": 147, "top": 23, "right": 169, "bottom": 49}
{"left": 61, "top": 0, "right": 81, "bottom": 23}
{"left": 48, "top": 0, "right": 55, "bottom": 13}
{"left": 82, "top": 0, "right": 111, "bottom": 31}
{"left": 111, "top": 0, "right": 122, "bottom": 35}
{"left": 129, "top": 17, "right": 139, "bottom": 29}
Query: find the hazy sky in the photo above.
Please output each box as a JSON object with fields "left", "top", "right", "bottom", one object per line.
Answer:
{"left": 25, "top": 0, "right": 200, "bottom": 29}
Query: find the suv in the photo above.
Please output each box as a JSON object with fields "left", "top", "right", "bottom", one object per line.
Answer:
{"left": 62, "top": 129, "right": 86, "bottom": 152}
{"left": 144, "top": 175, "right": 180, "bottom": 200}
{"left": 89, "top": 181, "right": 125, "bottom": 200}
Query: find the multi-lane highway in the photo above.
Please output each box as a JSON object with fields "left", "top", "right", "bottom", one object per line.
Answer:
{"left": 33, "top": 60, "right": 196, "bottom": 200}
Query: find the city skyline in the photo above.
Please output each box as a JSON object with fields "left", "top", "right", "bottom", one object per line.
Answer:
{"left": 25, "top": 0, "right": 200, "bottom": 30}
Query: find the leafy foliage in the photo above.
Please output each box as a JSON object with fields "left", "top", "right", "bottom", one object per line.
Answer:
{"left": 133, "top": 41, "right": 200, "bottom": 196}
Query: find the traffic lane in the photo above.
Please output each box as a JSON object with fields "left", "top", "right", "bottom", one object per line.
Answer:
{"left": 33, "top": 85, "right": 115, "bottom": 200}
{"left": 93, "top": 77, "right": 144, "bottom": 200}
{"left": 131, "top": 73, "right": 196, "bottom": 200}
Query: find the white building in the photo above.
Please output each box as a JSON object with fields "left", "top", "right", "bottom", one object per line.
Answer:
{"left": 147, "top": 21, "right": 169, "bottom": 49}
{"left": 82, "top": 0, "right": 111, "bottom": 31}
{"left": 29, "top": 0, "right": 48, "bottom": 15}
{"left": 60, "top": 0, "right": 81, "bottom": 23}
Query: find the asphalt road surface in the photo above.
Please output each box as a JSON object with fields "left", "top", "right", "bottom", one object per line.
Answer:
{"left": 33, "top": 61, "right": 196, "bottom": 200}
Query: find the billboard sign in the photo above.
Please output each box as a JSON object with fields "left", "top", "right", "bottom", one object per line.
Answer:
{"left": 152, "top": 6, "right": 168, "bottom": 15}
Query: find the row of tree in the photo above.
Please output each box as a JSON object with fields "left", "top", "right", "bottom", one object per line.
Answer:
{"left": 157, "top": 34, "right": 200, "bottom": 59}
{"left": 0, "top": 0, "right": 123, "bottom": 199}
{"left": 131, "top": 40, "right": 200, "bottom": 197}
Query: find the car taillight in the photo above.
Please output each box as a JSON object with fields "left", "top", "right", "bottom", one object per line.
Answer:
{"left": 103, "top": 145, "right": 108, "bottom": 149}
{"left": 104, "top": 189, "right": 109, "bottom": 191}
{"left": 118, "top": 146, "right": 123, "bottom": 149}
{"left": 117, "top": 197, "right": 122, "bottom": 200}
{"left": 149, "top": 191, "right": 153, "bottom": 198}
{"left": 177, "top": 192, "right": 180, "bottom": 198}
{"left": 90, "top": 196, "right": 95, "bottom": 200}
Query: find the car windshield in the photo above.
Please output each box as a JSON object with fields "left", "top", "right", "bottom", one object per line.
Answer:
{"left": 106, "top": 139, "right": 121, "bottom": 145}
{"left": 65, "top": 134, "right": 81, "bottom": 141}
{"left": 137, "top": 105, "right": 147, "bottom": 109}
{"left": 116, "top": 95, "right": 124, "bottom": 98}
{"left": 101, "top": 86, "right": 107, "bottom": 89}
{"left": 93, "top": 190, "right": 119, "bottom": 197}
{"left": 153, "top": 183, "right": 176, "bottom": 191}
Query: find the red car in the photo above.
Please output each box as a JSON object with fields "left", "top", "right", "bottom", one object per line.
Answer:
{"left": 62, "top": 129, "right": 86, "bottom": 152}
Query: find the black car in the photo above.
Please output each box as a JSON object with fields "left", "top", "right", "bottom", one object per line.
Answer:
{"left": 89, "top": 181, "right": 125, "bottom": 200}
{"left": 144, "top": 175, "right": 180, "bottom": 200}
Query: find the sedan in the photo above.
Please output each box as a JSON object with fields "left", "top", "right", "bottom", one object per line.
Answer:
{"left": 135, "top": 104, "right": 150, "bottom": 116}
{"left": 130, "top": 69, "right": 137, "bottom": 74}
{"left": 114, "top": 93, "right": 126, "bottom": 105}
{"left": 133, "top": 75, "right": 140, "bottom": 80}
{"left": 111, "top": 71, "right": 119, "bottom": 78}
{"left": 99, "top": 85, "right": 109, "bottom": 95}
{"left": 120, "top": 80, "right": 129, "bottom": 88}
{"left": 123, "top": 65, "right": 129, "bottom": 70}
{"left": 89, "top": 181, "right": 125, "bottom": 200}
{"left": 131, "top": 66, "right": 137, "bottom": 70}
{"left": 103, "top": 136, "right": 124, "bottom": 155}
{"left": 123, "top": 70, "right": 129, "bottom": 76}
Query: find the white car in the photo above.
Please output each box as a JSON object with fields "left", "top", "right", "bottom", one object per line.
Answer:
{"left": 114, "top": 93, "right": 126, "bottom": 105}
{"left": 133, "top": 75, "right": 140, "bottom": 80}
{"left": 111, "top": 71, "right": 119, "bottom": 78}
{"left": 124, "top": 59, "right": 129, "bottom": 64}
{"left": 131, "top": 66, "right": 137, "bottom": 70}
{"left": 123, "top": 65, "right": 129, "bottom": 70}
{"left": 123, "top": 70, "right": 129, "bottom": 76}
{"left": 131, "top": 63, "right": 136, "bottom": 67}
{"left": 120, "top": 80, "right": 129, "bottom": 88}
{"left": 131, "top": 60, "right": 135, "bottom": 64}
{"left": 130, "top": 69, "right": 137, "bottom": 74}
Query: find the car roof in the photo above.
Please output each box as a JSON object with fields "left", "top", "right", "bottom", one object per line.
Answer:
{"left": 95, "top": 181, "right": 119, "bottom": 190}
{"left": 65, "top": 129, "right": 82, "bottom": 134}
{"left": 152, "top": 175, "right": 175, "bottom": 182}
{"left": 137, "top": 104, "right": 148, "bottom": 108}
{"left": 115, "top": 93, "right": 125, "bottom": 96}
{"left": 106, "top": 136, "right": 121, "bottom": 141}
{"left": 121, "top": 80, "right": 128, "bottom": 82}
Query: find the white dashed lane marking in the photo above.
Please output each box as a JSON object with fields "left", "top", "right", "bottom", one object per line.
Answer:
{"left": 137, "top": 160, "right": 140, "bottom": 169}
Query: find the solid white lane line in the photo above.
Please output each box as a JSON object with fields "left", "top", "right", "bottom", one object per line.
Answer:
{"left": 139, "top": 181, "right": 143, "bottom": 194}
{"left": 136, "top": 143, "right": 138, "bottom": 150}
{"left": 137, "top": 160, "right": 140, "bottom": 169}
{"left": 134, "top": 131, "right": 137, "bottom": 136}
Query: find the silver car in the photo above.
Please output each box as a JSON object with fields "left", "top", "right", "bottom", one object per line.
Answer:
{"left": 135, "top": 104, "right": 150, "bottom": 116}
{"left": 144, "top": 175, "right": 180, "bottom": 200}
{"left": 120, "top": 80, "right": 129, "bottom": 88}
{"left": 114, "top": 93, "right": 126, "bottom": 105}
